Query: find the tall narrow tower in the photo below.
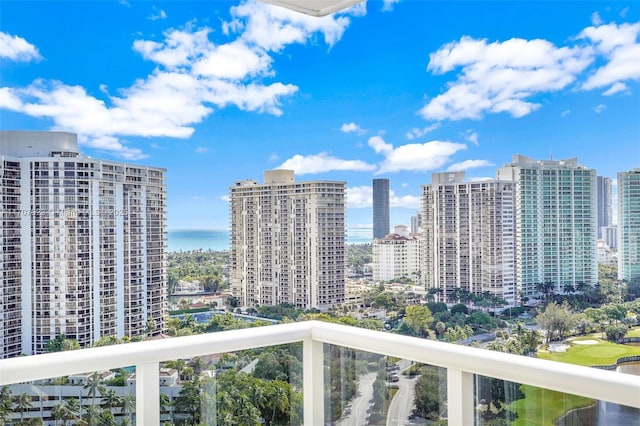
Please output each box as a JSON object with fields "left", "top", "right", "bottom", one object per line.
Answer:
{"left": 618, "top": 169, "right": 640, "bottom": 283}
{"left": 373, "top": 178, "right": 390, "bottom": 239}
{"left": 597, "top": 176, "right": 612, "bottom": 239}
{"left": 229, "top": 170, "right": 345, "bottom": 309}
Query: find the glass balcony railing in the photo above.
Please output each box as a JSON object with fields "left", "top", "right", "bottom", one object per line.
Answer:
{"left": 1, "top": 320, "right": 639, "bottom": 425}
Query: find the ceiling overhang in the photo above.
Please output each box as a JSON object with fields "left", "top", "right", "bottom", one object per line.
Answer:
{"left": 260, "top": 0, "right": 364, "bottom": 17}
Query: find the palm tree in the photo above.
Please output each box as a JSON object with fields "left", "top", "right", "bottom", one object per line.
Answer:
{"left": 0, "top": 386, "right": 12, "bottom": 424}
{"left": 84, "top": 372, "right": 106, "bottom": 407}
{"left": 63, "top": 397, "right": 81, "bottom": 426}
{"left": 83, "top": 403, "right": 102, "bottom": 425}
{"left": 101, "top": 389, "right": 122, "bottom": 411}
{"left": 160, "top": 393, "right": 172, "bottom": 423}
{"left": 14, "top": 392, "right": 33, "bottom": 423}
{"left": 51, "top": 402, "right": 67, "bottom": 426}
{"left": 120, "top": 394, "right": 136, "bottom": 424}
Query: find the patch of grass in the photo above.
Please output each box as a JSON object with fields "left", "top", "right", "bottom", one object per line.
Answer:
{"left": 538, "top": 337, "right": 640, "bottom": 367}
{"left": 626, "top": 327, "right": 640, "bottom": 338}
{"left": 510, "top": 385, "right": 594, "bottom": 426}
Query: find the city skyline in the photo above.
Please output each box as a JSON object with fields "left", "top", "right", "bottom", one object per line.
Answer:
{"left": 1, "top": 1, "right": 638, "bottom": 232}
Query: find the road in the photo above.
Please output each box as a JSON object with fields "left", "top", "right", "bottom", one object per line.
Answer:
{"left": 334, "top": 371, "right": 377, "bottom": 426}
{"left": 386, "top": 360, "right": 416, "bottom": 426}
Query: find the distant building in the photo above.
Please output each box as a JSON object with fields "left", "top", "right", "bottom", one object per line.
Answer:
{"left": 497, "top": 155, "right": 597, "bottom": 297}
{"left": 597, "top": 176, "right": 612, "bottom": 239}
{"left": 410, "top": 211, "right": 421, "bottom": 234}
{"left": 229, "top": 170, "right": 345, "bottom": 309}
{"left": 422, "top": 172, "right": 517, "bottom": 306}
{"left": 373, "top": 178, "right": 390, "bottom": 239}
{"left": 602, "top": 225, "right": 618, "bottom": 250}
{"left": 617, "top": 169, "right": 640, "bottom": 283}
{"left": 0, "top": 131, "right": 166, "bottom": 358}
{"left": 372, "top": 225, "right": 423, "bottom": 284}
{"left": 596, "top": 240, "right": 617, "bottom": 265}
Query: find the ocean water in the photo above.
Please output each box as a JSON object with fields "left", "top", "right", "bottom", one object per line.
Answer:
{"left": 168, "top": 228, "right": 372, "bottom": 252}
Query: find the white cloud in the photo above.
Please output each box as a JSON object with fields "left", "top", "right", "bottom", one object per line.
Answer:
{"left": 0, "top": 32, "right": 42, "bottom": 62}
{"left": 368, "top": 135, "right": 467, "bottom": 174}
{"left": 382, "top": 0, "right": 401, "bottom": 12}
{"left": 192, "top": 41, "right": 273, "bottom": 79}
{"left": 421, "top": 36, "right": 593, "bottom": 121}
{"left": 591, "top": 12, "right": 603, "bottom": 26}
{"left": 580, "top": 22, "right": 640, "bottom": 91}
{"left": 401, "top": 182, "right": 408, "bottom": 188}
{"left": 269, "top": 153, "right": 279, "bottom": 162}
{"left": 594, "top": 104, "right": 607, "bottom": 113}
{"left": 447, "top": 159, "right": 493, "bottom": 172}
{"left": 279, "top": 152, "right": 376, "bottom": 174}
{"left": 0, "top": 0, "right": 359, "bottom": 160}
{"left": 602, "top": 81, "right": 629, "bottom": 95}
{"left": 192, "top": 195, "right": 205, "bottom": 201}
{"left": 406, "top": 123, "right": 440, "bottom": 139}
{"left": 195, "top": 147, "right": 208, "bottom": 153}
{"left": 341, "top": 122, "right": 366, "bottom": 134}
{"left": 469, "top": 176, "right": 494, "bottom": 182}
{"left": 220, "top": 195, "right": 230, "bottom": 202}
{"left": 78, "top": 135, "right": 147, "bottom": 161}
{"left": 462, "top": 130, "right": 479, "bottom": 145}
{"left": 346, "top": 186, "right": 372, "bottom": 208}
{"left": 346, "top": 185, "right": 420, "bottom": 209}
{"left": 390, "top": 191, "right": 420, "bottom": 208}
{"left": 561, "top": 109, "right": 571, "bottom": 117}
{"left": 148, "top": 6, "right": 167, "bottom": 21}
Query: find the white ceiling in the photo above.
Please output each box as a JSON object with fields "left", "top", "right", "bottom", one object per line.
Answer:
{"left": 260, "top": 0, "right": 363, "bottom": 17}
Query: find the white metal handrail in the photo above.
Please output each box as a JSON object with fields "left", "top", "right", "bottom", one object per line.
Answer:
{"left": 1, "top": 320, "right": 639, "bottom": 425}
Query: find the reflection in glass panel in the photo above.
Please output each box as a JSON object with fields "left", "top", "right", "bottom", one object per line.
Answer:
{"left": 327, "top": 344, "right": 447, "bottom": 426}
{"left": 2, "top": 370, "right": 135, "bottom": 425}
{"left": 474, "top": 376, "right": 640, "bottom": 426}
{"left": 164, "top": 343, "right": 303, "bottom": 425}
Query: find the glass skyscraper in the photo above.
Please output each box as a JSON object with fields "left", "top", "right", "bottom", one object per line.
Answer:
{"left": 597, "top": 176, "right": 612, "bottom": 239}
{"left": 618, "top": 169, "right": 640, "bottom": 283}
{"left": 497, "top": 155, "right": 597, "bottom": 298}
{"left": 373, "top": 178, "right": 390, "bottom": 239}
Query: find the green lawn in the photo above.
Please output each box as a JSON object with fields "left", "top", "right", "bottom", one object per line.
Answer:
{"left": 510, "top": 336, "right": 640, "bottom": 424}
{"left": 538, "top": 336, "right": 640, "bottom": 367}
{"left": 626, "top": 327, "right": 640, "bottom": 338}
{"left": 510, "top": 385, "right": 593, "bottom": 426}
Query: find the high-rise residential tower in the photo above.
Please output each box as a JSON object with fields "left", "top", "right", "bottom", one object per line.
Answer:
{"left": 229, "top": 170, "right": 345, "bottom": 309}
{"left": 497, "top": 155, "right": 597, "bottom": 298}
{"left": 617, "top": 169, "right": 640, "bottom": 283}
{"left": 421, "top": 172, "right": 517, "bottom": 306}
{"left": 597, "top": 176, "right": 612, "bottom": 239}
{"left": 0, "top": 131, "right": 166, "bottom": 358}
{"left": 373, "top": 178, "right": 390, "bottom": 239}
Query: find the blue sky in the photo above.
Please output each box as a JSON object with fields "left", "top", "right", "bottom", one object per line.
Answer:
{"left": 1, "top": 0, "right": 639, "bottom": 232}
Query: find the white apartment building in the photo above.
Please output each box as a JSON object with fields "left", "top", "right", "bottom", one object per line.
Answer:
{"left": 372, "top": 225, "right": 423, "bottom": 284}
{"left": 422, "top": 172, "right": 517, "bottom": 306}
{"left": 497, "top": 155, "right": 597, "bottom": 298}
{"left": 0, "top": 131, "right": 166, "bottom": 358}
{"left": 229, "top": 170, "right": 345, "bottom": 309}
{"left": 617, "top": 169, "right": 640, "bottom": 283}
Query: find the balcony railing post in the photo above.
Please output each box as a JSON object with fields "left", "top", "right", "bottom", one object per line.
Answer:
{"left": 447, "top": 368, "right": 474, "bottom": 425}
{"left": 303, "top": 336, "right": 324, "bottom": 425}
{"left": 136, "top": 362, "right": 160, "bottom": 425}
